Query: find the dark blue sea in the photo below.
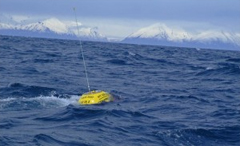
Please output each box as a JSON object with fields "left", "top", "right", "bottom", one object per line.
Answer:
{"left": 0, "top": 35, "right": 240, "bottom": 146}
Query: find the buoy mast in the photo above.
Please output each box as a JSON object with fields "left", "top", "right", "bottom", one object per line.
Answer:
{"left": 73, "top": 8, "right": 113, "bottom": 105}
{"left": 73, "top": 7, "right": 91, "bottom": 92}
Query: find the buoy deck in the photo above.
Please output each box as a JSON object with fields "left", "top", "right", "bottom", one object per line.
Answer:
{"left": 78, "top": 90, "right": 113, "bottom": 105}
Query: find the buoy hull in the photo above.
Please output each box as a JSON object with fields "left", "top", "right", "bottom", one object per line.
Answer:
{"left": 78, "top": 90, "right": 113, "bottom": 105}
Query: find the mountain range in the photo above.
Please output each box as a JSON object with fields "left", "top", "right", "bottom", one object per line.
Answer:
{"left": 122, "top": 23, "right": 240, "bottom": 50}
{"left": 0, "top": 18, "right": 108, "bottom": 41}
{"left": 0, "top": 17, "right": 239, "bottom": 50}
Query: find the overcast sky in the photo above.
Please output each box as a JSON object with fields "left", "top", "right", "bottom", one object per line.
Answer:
{"left": 1, "top": 0, "right": 240, "bottom": 39}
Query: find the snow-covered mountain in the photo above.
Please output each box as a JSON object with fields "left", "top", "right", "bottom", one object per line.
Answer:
{"left": 1, "top": 15, "right": 240, "bottom": 50}
{"left": 21, "top": 18, "right": 68, "bottom": 34}
{"left": 0, "top": 18, "right": 108, "bottom": 41}
{"left": 122, "top": 23, "right": 240, "bottom": 50}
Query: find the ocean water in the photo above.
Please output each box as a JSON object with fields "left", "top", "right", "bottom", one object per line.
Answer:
{"left": 0, "top": 35, "right": 240, "bottom": 146}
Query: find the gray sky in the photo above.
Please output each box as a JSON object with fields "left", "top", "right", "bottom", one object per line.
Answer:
{"left": 1, "top": 0, "right": 240, "bottom": 39}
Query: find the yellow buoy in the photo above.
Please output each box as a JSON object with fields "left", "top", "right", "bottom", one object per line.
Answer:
{"left": 78, "top": 90, "right": 113, "bottom": 105}
{"left": 74, "top": 9, "right": 113, "bottom": 105}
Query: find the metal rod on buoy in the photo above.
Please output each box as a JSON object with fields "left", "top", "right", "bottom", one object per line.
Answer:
{"left": 73, "top": 7, "right": 91, "bottom": 92}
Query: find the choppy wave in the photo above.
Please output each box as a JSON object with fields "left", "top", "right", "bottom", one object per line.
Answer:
{"left": 0, "top": 94, "right": 79, "bottom": 111}
{"left": 1, "top": 35, "right": 240, "bottom": 146}
{"left": 155, "top": 126, "right": 240, "bottom": 146}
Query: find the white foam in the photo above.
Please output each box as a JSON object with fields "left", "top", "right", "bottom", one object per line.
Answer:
{"left": 0, "top": 95, "right": 80, "bottom": 110}
{"left": 33, "top": 95, "right": 79, "bottom": 106}
{"left": 196, "top": 48, "right": 201, "bottom": 51}
{"left": 128, "top": 51, "right": 136, "bottom": 56}
{"left": 206, "top": 67, "right": 214, "bottom": 70}
{"left": 0, "top": 97, "right": 17, "bottom": 102}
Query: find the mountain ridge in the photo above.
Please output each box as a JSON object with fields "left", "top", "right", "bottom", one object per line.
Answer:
{"left": 0, "top": 17, "right": 108, "bottom": 41}
{"left": 0, "top": 16, "right": 239, "bottom": 50}
{"left": 122, "top": 23, "right": 240, "bottom": 50}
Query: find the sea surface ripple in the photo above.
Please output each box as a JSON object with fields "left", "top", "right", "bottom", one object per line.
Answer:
{"left": 0, "top": 35, "right": 240, "bottom": 146}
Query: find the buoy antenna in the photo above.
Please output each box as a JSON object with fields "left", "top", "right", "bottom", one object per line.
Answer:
{"left": 73, "top": 7, "right": 91, "bottom": 92}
